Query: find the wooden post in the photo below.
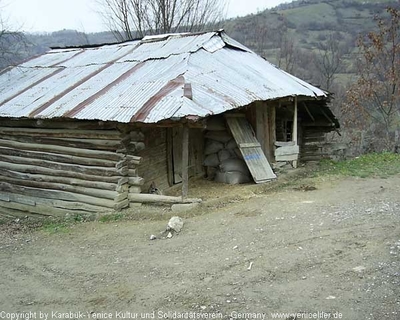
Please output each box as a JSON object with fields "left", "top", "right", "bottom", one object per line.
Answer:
{"left": 269, "top": 103, "right": 276, "bottom": 163}
{"left": 293, "top": 97, "right": 298, "bottom": 168}
{"left": 255, "top": 102, "right": 266, "bottom": 154}
{"left": 181, "top": 126, "right": 189, "bottom": 199}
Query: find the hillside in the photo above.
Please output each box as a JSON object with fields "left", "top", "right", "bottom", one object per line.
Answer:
{"left": 224, "top": 0, "right": 399, "bottom": 85}
{"left": 6, "top": 0, "right": 400, "bottom": 92}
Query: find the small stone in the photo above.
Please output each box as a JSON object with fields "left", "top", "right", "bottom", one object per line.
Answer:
{"left": 353, "top": 266, "right": 366, "bottom": 272}
{"left": 233, "top": 245, "right": 238, "bottom": 249}
{"left": 167, "top": 232, "right": 173, "bottom": 239}
{"left": 150, "top": 235, "right": 157, "bottom": 240}
{"left": 326, "top": 296, "right": 336, "bottom": 300}
{"left": 200, "top": 306, "right": 206, "bottom": 310}
{"left": 167, "top": 216, "right": 184, "bottom": 233}
{"left": 302, "top": 276, "right": 307, "bottom": 280}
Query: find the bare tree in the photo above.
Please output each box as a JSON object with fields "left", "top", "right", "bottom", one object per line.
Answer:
{"left": 96, "top": 0, "right": 227, "bottom": 40}
{"left": 315, "top": 33, "right": 343, "bottom": 91}
{"left": 0, "top": 3, "right": 28, "bottom": 69}
{"left": 276, "top": 27, "right": 298, "bottom": 74}
{"left": 342, "top": 7, "right": 400, "bottom": 151}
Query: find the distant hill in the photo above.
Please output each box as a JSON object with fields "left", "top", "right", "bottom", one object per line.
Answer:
{"left": 224, "top": 0, "right": 399, "bottom": 84}
{"left": 10, "top": 0, "right": 400, "bottom": 92}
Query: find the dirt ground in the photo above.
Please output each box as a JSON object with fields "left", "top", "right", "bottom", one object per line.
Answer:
{"left": 0, "top": 174, "right": 399, "bottom": 319}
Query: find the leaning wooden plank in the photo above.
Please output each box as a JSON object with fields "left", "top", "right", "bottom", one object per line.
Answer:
{"left": 0, "top": 155, "right": 122, "bottom": 177}
{"left": 128, "top": 193, "right": 202, "bottom": 204}
{"left": 0, "top": 182, "right": 116, "bottom": 208}
{"left": 0, "top": 147, "right": 116, "bottom": 167}
{"left": 238, "top": 142, "right": 261, "bottom": 148}
{"left": 0, "top": 161, "right": 122, "bottom": 183}
{"left": 0, "top": 139, "right": 123, "bottom": 161}
{"left": 0, "top": 127, "right": 122, "bottom": 140}
{"left": 0, "top": 175, "right": 120, "bottom": 200}
{"left": 225, "top": 115, "right": 276, "bottom": 183}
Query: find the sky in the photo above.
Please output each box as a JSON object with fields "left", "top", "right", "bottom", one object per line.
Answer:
{"left": 1, "top": 0, "right": 291, "bottom": 33}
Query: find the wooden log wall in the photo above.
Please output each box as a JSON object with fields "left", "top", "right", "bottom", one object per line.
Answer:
{"left": 0, "top": 119, "right": 144, "bottom": 219}
{"left": 136, "top": 127, "right": 169, "bottom": 193}
{"left": 300, "top": 126, "right": 339, "bottom": 161}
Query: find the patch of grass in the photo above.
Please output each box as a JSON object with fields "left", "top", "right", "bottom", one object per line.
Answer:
{"left": 99, "top": 213, "right": 125, "bottom": 223}
{"left": 41, "top": 222, "right": 69, "bottom": 234}
{"left": 318, "top": 153, "right": 400, "bottom": 178}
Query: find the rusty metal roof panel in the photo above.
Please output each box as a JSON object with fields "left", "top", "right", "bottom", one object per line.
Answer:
{"left": 0, "top": 67, "right": 59, "bottom": 100}
{"left": 0, "top": 31, "right": 328, "bottom": 124}
{"left": 20, "top": 49, "right": 82, "bottom": 68}
{"left": 36, "top": 62, "right": 141, "bottom": 119}
{"left": 0, "top": 65, "right": 104, "bottom": 118}
{"left": 72, "top": 54, "right": 189, "bottom": 123}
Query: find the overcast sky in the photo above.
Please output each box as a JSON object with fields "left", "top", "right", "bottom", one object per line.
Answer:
{"left": 2, "top": 0, "right": 291, "bottom": 33}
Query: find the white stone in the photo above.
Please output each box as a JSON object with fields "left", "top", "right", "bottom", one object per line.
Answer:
{"left": 167, "top": 216, "right": 184, "bottom": 233}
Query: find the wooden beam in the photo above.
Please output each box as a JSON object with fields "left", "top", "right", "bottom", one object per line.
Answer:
{"left": 293, "top": 97, "right": 298, "bottom": 144}
{"left": 238, "top": 142, "right": 261, "bottom": 148}
{"left": 320, "top": 108, "right": 335, "bottom": 125}
{"left": 128, "top": 193, "right": 201, "bottom": 204}
{"left": 303, "top": 102, "right": 315, "bottom": 122}
{"left": 255, "top": 102, "right": 265, "bottom": 154}
{"left": 292, "top": 97, "right": 299, "bottom": 168}
{"left": 269, "top": 104, "right": 276, "bottom": 163}
{"left": 182, "top": 126, "right": 189, "bottom": 199}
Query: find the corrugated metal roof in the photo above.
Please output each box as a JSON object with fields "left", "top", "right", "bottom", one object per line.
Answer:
{"left": 0, "top": 30, "right": 328, "bottom": 124}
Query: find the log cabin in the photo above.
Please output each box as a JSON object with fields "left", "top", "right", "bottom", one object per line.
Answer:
{"left": 0, "top": 30, "right": 339, "bottom": 218}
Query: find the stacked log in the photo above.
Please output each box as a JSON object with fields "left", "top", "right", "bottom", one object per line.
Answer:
{"left": 300, "top": 126, "right": 344, "bottom": 161}
{"left": 0, "top": 120, "right": 144, "bottom": 218}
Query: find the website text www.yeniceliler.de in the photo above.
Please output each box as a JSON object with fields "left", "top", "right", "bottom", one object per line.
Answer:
{"left": 269, "top": 311, "right": 343, "bottom": 319}
{"left": 0, "top": 311, "right": 344, "bottom": 320}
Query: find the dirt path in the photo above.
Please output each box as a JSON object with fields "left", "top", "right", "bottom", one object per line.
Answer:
{"left": 0, "top": 175, "right": 399, "bottom": 319}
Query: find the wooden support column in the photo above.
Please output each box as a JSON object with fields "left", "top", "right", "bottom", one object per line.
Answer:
{"left": 292, "top": 97, "right": 298, "bottom": 168}
{"left": 269, "top": 103, "right": 276, "bottom": 163}
{"left": 181, "top": 126, "right": 189, "bottom": 199}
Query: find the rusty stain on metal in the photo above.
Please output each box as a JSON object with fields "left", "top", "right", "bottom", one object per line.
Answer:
{"left": 64, "top": 62, "right": 145, "bottom": 118}
{"left": 184, "top": 83, "right": 193, "bottom": 100}
{"left": 0, "top": 50, "right": 85, "bottom": 108}
{"left": 0, "top": 68, "right": 64, "bottom": 108}
{"left": 28, "top": 44, "right": 142, "bottom": 118}
{"left": 131, "top": 75, "right": 185, "bottom": 122}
